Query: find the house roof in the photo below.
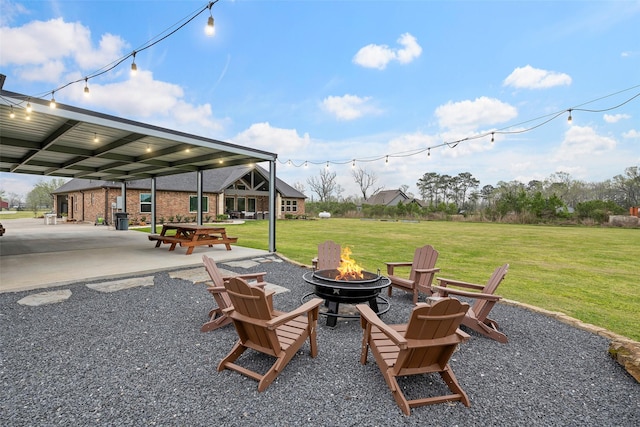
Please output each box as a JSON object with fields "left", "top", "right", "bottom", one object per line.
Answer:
{"left": 364, "top": 189, "right": 409, "bottom": 205}
{"left": 52, "top": 164, "right": 306, "bottom": 199}
{"left": 0, "top": 90, "right": 276, "bottom": 182}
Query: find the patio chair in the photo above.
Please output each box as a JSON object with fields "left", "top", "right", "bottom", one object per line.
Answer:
{"left": 311, "top": 240, "right": 342, "bottom": 270}
{"left": 431, "top": 263, "right": 509, "bottom": 343}
{"left": 218, "top": 277, "right": 323, "bottom": 391}
{"left": 356, "top": 298, "right": 471, "bottom": 415}
{"left": 385, "top": 244, "right": 440, "bottom": 304}
{"left": 200, "top": 255, "right": 268, "bottom": 332}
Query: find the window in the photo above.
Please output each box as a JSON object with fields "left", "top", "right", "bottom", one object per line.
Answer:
{"left": 225, "top": 197, "right": 235, "bottom": 212}
{"left": 140, "top": 193, "right": 152, "bottom": 213}
{"left": 237, "top": 197, "right": 246, "bottom": 212}
{"left": 247, "top": 198, "right": 256, "bottom": 213}
{"left": 281, "top": 199, "right": 297, "bottom": 212}
{"left": 189, "top": 195, "right": 209, "bottom": 213}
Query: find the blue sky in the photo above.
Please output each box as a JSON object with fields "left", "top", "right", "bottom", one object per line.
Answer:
{"left": 1, "top": 0, "right": 639, "bottom": 200}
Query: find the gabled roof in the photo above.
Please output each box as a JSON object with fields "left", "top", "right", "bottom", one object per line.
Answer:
{"left": 53, "top": 164, "right": 306, "bottom": 199}
{"left": 364, "top": 189, "right": 409, "bottom": 206}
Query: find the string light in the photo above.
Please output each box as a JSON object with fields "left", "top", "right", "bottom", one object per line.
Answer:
{"left": 9, "top": 106, "right": 15, "bottom": 118}
{"left": 205, "top": 1, "right": 217, "bottom": 36}
{"left": 146, "top": 144, "right": 152, "bottom": 152}
{"left": 130, "top": 52, "right": 138, "bottom": 76}
{"left": 287, "top": 159, "right": 292, "bottom": 166}
{"left": 385, "top": 155, "right": 389, "bottom": 164}
{"left": 84, "top": 78, "right": 90, "bottom": 96}
{"left": 427, "top": 148, "right": 431, "bottom": 158}
{"left": 93, "top": 133, "right": 99, "bottom": 143}
{"left": 26, "top": 99, "right": 32, "bottom": 113}
{"left": 491, "top": 132, "right": 494, "bottom": 143}
{"left": 567, "top": 109, "right": 573, "bottom": 124}
{"left": 49, "top": 91, "right": 56, "bottom": 108}
{"left": 352, "top": 159, "right": 356, "bottom": 168}
{"left": 326, "top": 161, "right": 329, "bottom": 168}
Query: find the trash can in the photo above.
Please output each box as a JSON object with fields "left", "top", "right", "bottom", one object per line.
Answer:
{"left": 44, "top": 213, "right": 57, "bottom": 225}
{"left": 115, "top": 212, "right": 129, "bottom": 230}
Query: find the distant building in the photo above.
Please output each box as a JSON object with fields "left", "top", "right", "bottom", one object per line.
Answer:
{"left": 363, "top": 189, "right": 424, "bottom": 207}
{"left": 52, "top": 164, "right": 306, "bottom": 224}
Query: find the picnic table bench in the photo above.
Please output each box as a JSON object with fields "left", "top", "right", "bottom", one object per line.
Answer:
{"left": 148, "top": 224, "right": 238, "bottom": 255}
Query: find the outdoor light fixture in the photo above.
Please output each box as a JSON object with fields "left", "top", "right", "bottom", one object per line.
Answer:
{"left": 385, "top": 155, "right": 389, "bottom": 164}
{"left": 131, "top": 52, "right": 138, "bottom": 76}
{"left": 352, "top": 159, "right": 356, "bottom": 168}
{"left": 49, "top": 91, "right": 56, "bottom": 108}
{"left": 567, "top": 109, "right": 572, "bottom": 124}
{"left": 205, "top": 1, "right": 217, "bottom": 36}
{"left": 9, "top": 105, "right": 15, "bottom": 118}
{"left": 93, "top": 133, "right": 99, "bottom": 143}
{"left": 491, "top": 132, "right": 495, "bottom": 143}
{"left": 427, "top": 148, "right": 431, "bottom": 157}
{"left": 84, "top": 78, "right": 90, "bottom": 96}
{"left": 26, "top": 99, "right": 32, "bottom": 113}
{"left": 146, "top": 144, "right": 152, "bottom": 153}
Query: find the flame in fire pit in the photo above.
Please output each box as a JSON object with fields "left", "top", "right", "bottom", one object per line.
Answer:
{"left": 336, "top": 247, "right": 364, "bottom": 280}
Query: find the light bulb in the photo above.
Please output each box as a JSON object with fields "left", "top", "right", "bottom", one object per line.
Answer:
{"left": 9, "top": 106, "right": 15, "bottom": 118}
{"left": 567, "top": 110, "right": 573, "bottom": 124}
{"left": 206, "top": 16, "right": 215, "bottom": 36}
{"left": 84, "top": 78, "right": 90, "bottom": 96}
{"left": 491, "top": 133, "right": 494, "bottom": 143}
{"left": 131, "top": 52, "right": 138, "bottom": 76}
{"left": 50, "top": 92, "right": 56, "bottom": 108}
{"left": 146, "top": 144, "right": 151, "bottom": 153}
{"left": 427, "top": 148, "right": 431, "bottom": 158}
{"left": 94, "top": 133, "right": 99, "bottom": 143}
{"left": 26, "top": 101, "right": 32, "bottom": 113}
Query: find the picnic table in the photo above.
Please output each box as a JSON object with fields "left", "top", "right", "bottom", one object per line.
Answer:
{"left": 148, "top": 224, "right": 238, "bottom": 255}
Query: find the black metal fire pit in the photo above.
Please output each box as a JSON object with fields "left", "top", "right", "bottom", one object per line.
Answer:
{"left": 302, "top": 269, "right": 391, "bottom": 327}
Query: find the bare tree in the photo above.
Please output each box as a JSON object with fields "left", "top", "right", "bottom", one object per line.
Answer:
{"left": 352, "top": 167, "right": 384, "bottom": 200}
{"left": 293, "top": 181, "right": 306, "bottom": 194}
{"left": 307, "top": 169, "right": 338, "bottom": 202}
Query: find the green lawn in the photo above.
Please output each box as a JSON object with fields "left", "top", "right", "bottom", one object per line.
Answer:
{"left": 205, "top": 218, "right": 639, "bottom": 341}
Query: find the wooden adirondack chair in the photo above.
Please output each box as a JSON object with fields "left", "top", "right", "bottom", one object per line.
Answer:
{"left": 385, "top": 244, "right": 440, "bottom": 304}
{"left": 356, "top": 298, "right": 471, "bottom": 415}
{"left": 431, "top": 263, "right": 509, "bottom": 343}
{"left": 218, "top": 277, "right": 324, "bottom": 391}
{"left": 311, "top": 240, "right": 341, "bottom": 270}
{"left": 200, "top": 255, "right": 268, "bottom": 332}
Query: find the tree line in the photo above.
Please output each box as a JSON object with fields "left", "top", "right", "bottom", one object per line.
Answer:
{"left": 303, "top": 166, "right": 639, "bottom": 224}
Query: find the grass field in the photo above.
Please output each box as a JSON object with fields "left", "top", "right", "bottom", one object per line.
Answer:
{"left": 209, "top": 218, "right": 639, "bottom": 341}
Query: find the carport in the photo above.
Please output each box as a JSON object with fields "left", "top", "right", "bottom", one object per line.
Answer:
{"left": 0, "top": 89, "right": 278, "bottom": 252}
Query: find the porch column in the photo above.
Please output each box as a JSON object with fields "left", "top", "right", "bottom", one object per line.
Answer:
{"left": 197, "top": 170, "right": 203, "bottom": 225}
{"left": 151, "top": 177, "right": 157, "bottom": 232}
{"left": 121, "top": 182, "right": 127, "bottom": 213}
{"left": 268, "top": 160, "right": 276, "bottom": 253}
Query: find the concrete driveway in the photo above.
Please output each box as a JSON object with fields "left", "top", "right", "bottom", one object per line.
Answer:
{"left": 0, "top": 218, "right": 268, "bottom": 293}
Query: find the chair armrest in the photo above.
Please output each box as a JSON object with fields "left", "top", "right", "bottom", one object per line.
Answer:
{"left": 223, "top": 272, "right": 267, "bottom": 283}
{"left": 356, "top": 304, "right": 408, "bottom": 349}
{"left": 266, "top": 298, "right": 323, "bottom": 329}
{"left": 385, "top": 262, "right": 412, "bottom": 275}
{"left": 431, "top": 285, "right": 502, "bottom": 301}
{"left": 436, "top": 277, "right": 485, "bottom": 290}
{"left": 414, "top": 268, "right": 440, "bottom": 274}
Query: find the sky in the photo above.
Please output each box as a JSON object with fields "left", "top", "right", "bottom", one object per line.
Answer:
{"left": 1, "top": 0, "right": 639, "bottom": 201}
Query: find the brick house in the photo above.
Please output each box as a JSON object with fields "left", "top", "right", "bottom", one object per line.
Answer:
{"left": 52, "top": 164, "right": 306, "bottom": 225}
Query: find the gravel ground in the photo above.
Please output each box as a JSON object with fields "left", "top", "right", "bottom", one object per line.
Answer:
{"left": 1, "top": 256, "right": 638, "bottom": 426}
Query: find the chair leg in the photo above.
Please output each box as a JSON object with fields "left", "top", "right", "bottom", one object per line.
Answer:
{"left": 440, "top": 365, "right": 470, "bottom": 407}
{"left": 384, "top": 371, "right": 411, "bottom": 416}
{"left": 217, "top": 341, "right": 247, "bottom": 372}
{"left": 201, "top": 308, "right": 232, "bottom": 332}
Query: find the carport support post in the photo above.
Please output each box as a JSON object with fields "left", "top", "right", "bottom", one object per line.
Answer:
{"left": 269, "top": 160, "right": 276, "bottom": 253}
{"left": 197, "top": 170, "right": 203, "bottom": 225}
{"left": 121, "top": 182, "right": 127, "bottom": 213}
{"left": 151, "top": 177, "right": 157, "bottom": 232}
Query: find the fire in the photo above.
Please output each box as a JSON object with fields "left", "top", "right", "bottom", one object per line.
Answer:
{"left": 336, "top": 247, "right": 364, "bottom": 280}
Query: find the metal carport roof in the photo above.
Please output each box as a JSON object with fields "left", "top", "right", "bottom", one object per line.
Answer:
{"left": 0, "top": 90, "right": 276, "bottom": 181}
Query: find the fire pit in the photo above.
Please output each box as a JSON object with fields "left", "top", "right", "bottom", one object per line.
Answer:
{"left": 302, "top": 268, "right": 391, "bottom": 327}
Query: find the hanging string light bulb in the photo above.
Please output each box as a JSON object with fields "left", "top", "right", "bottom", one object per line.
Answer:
{"left": 131, "top": 52, "right": 138, "bottom": 76}
{"left": 352, "top": 159, "right": 356, "bottom": 168}
{"left": 26, "top": 99, "right": 32, "bottom": 113}
{"left": 93, "top": 133, "right": 99, "bottom": 143}
{"left": 427, "top": 148, "right": 431, "bottom": 158}
{"left": 49, "top": 91, "right": 56, "bottom": 108}
{"left": 491, "top": 132, "right": 495, "bottom": 143}
{"left": 205, "top": 2, "right": 215, "bottom": 36}
{"left": 567, "top": 109, "right": 573, "bottom": 124}
{"left": 84, "top": 78, "right": 90, "bottom": 96}
{"left": 9, "top": 105, "right": 15, "bottom": 118}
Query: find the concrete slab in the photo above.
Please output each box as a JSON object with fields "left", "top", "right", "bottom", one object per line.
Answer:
{"left": 17, "top": 289, "right": 72, "bottom": 306}
{"left": 0, "top": 218, "right": 270, "bottom": 293}
{"left": 86, "top": 276, "right": 155, "bottom": 293}
{"left": 223, "top": 260, "right": 260, "bottom": 269}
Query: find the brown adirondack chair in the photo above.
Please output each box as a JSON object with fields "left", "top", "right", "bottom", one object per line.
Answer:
{"left": 385, "top": 244, "right": 440, "bottom": 304}
{"left": 431, "top": 263, "right": 509, "bottom": 343}
{"left": 218, "top": 277, "right": 324, "bottom": 391}
{"left": 311, "top": 240, "right": 342, "bottom": 270}
{"left": 200, "top": 255, "right": 268, "bottom": 332}
{"left": 356, "top": 298, "right": 471, "bottom": 415}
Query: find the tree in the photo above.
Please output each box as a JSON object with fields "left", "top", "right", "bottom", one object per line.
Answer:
{"left": 352, "top": 167, "right": 383, "bottom": 200}
{"left": 25, "top": 178, "right": 67, "bottom": 213}
{"left": 306, "top": 169, "right": 338, "bottom": 202}
{"left": 293, "top": 182, "right": 306, "bottom": 194}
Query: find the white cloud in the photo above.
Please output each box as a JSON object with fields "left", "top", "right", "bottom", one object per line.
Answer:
{"left": 0, "top": 0, "right": 29, "bottom": 26}
{"left": 0, "top": 17, "right": 127, "bottom": 81}
{"left": 321, "top": 94, "right": 378, "bottom": 120}
{"left": 603, "top": 113, "right": 630, "bottom": 123}
{"left": 435, "top": 97, "right": 518, "bottom": 131}
{"left": 554, "top": 125, "right": 616, "bottom": 160}
{"left": 232, "top": 122, "right": 311, "bottom": 157}
{"left": 353, "top": 33, "right": 422, "bottom": 70}
{"left": 622, "top": 129, "right": 640, "bottom": 139}
{"left": 503, "top": 65, "right": 572, "bottom": 89}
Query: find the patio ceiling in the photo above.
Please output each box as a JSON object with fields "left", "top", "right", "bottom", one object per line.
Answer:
{"left": 0, "top": 90, "right": 277, "bottom": 182}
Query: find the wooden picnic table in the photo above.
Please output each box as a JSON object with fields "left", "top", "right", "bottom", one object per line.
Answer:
{"left": 148, "top": 224, "right": 238, "bottom": 255}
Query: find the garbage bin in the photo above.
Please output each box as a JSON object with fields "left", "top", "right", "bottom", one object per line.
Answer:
{"left": 115, "top": 212, "right": 129, "bottom": 230}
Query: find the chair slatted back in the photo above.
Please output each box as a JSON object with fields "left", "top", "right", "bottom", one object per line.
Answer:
{"left": 316, "top": 240, "right": 341, "bottom": 270}
{"left": 224, "top": 277, "right": 280, "bottom": 354}
{"left": 409, "top": 245, "right": 439, "bottom": 287}
{"left": 399, "top": 298, "right": 469, "bottom": 371}
{"left": 202, "top": 255, "right": 232, "bottom": 309}
{"left": 473, "top": 264, "right": 509, "bottom": 319}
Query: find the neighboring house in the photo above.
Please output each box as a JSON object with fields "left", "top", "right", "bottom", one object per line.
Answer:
{"left": 52, "top": 164, "right": 306, "bottom": 224}
{"left": 0, "top": 199, "right": 8, "bottom": 210}
{"left": 363, "top": 189, "right": 424, "bottom": 207}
